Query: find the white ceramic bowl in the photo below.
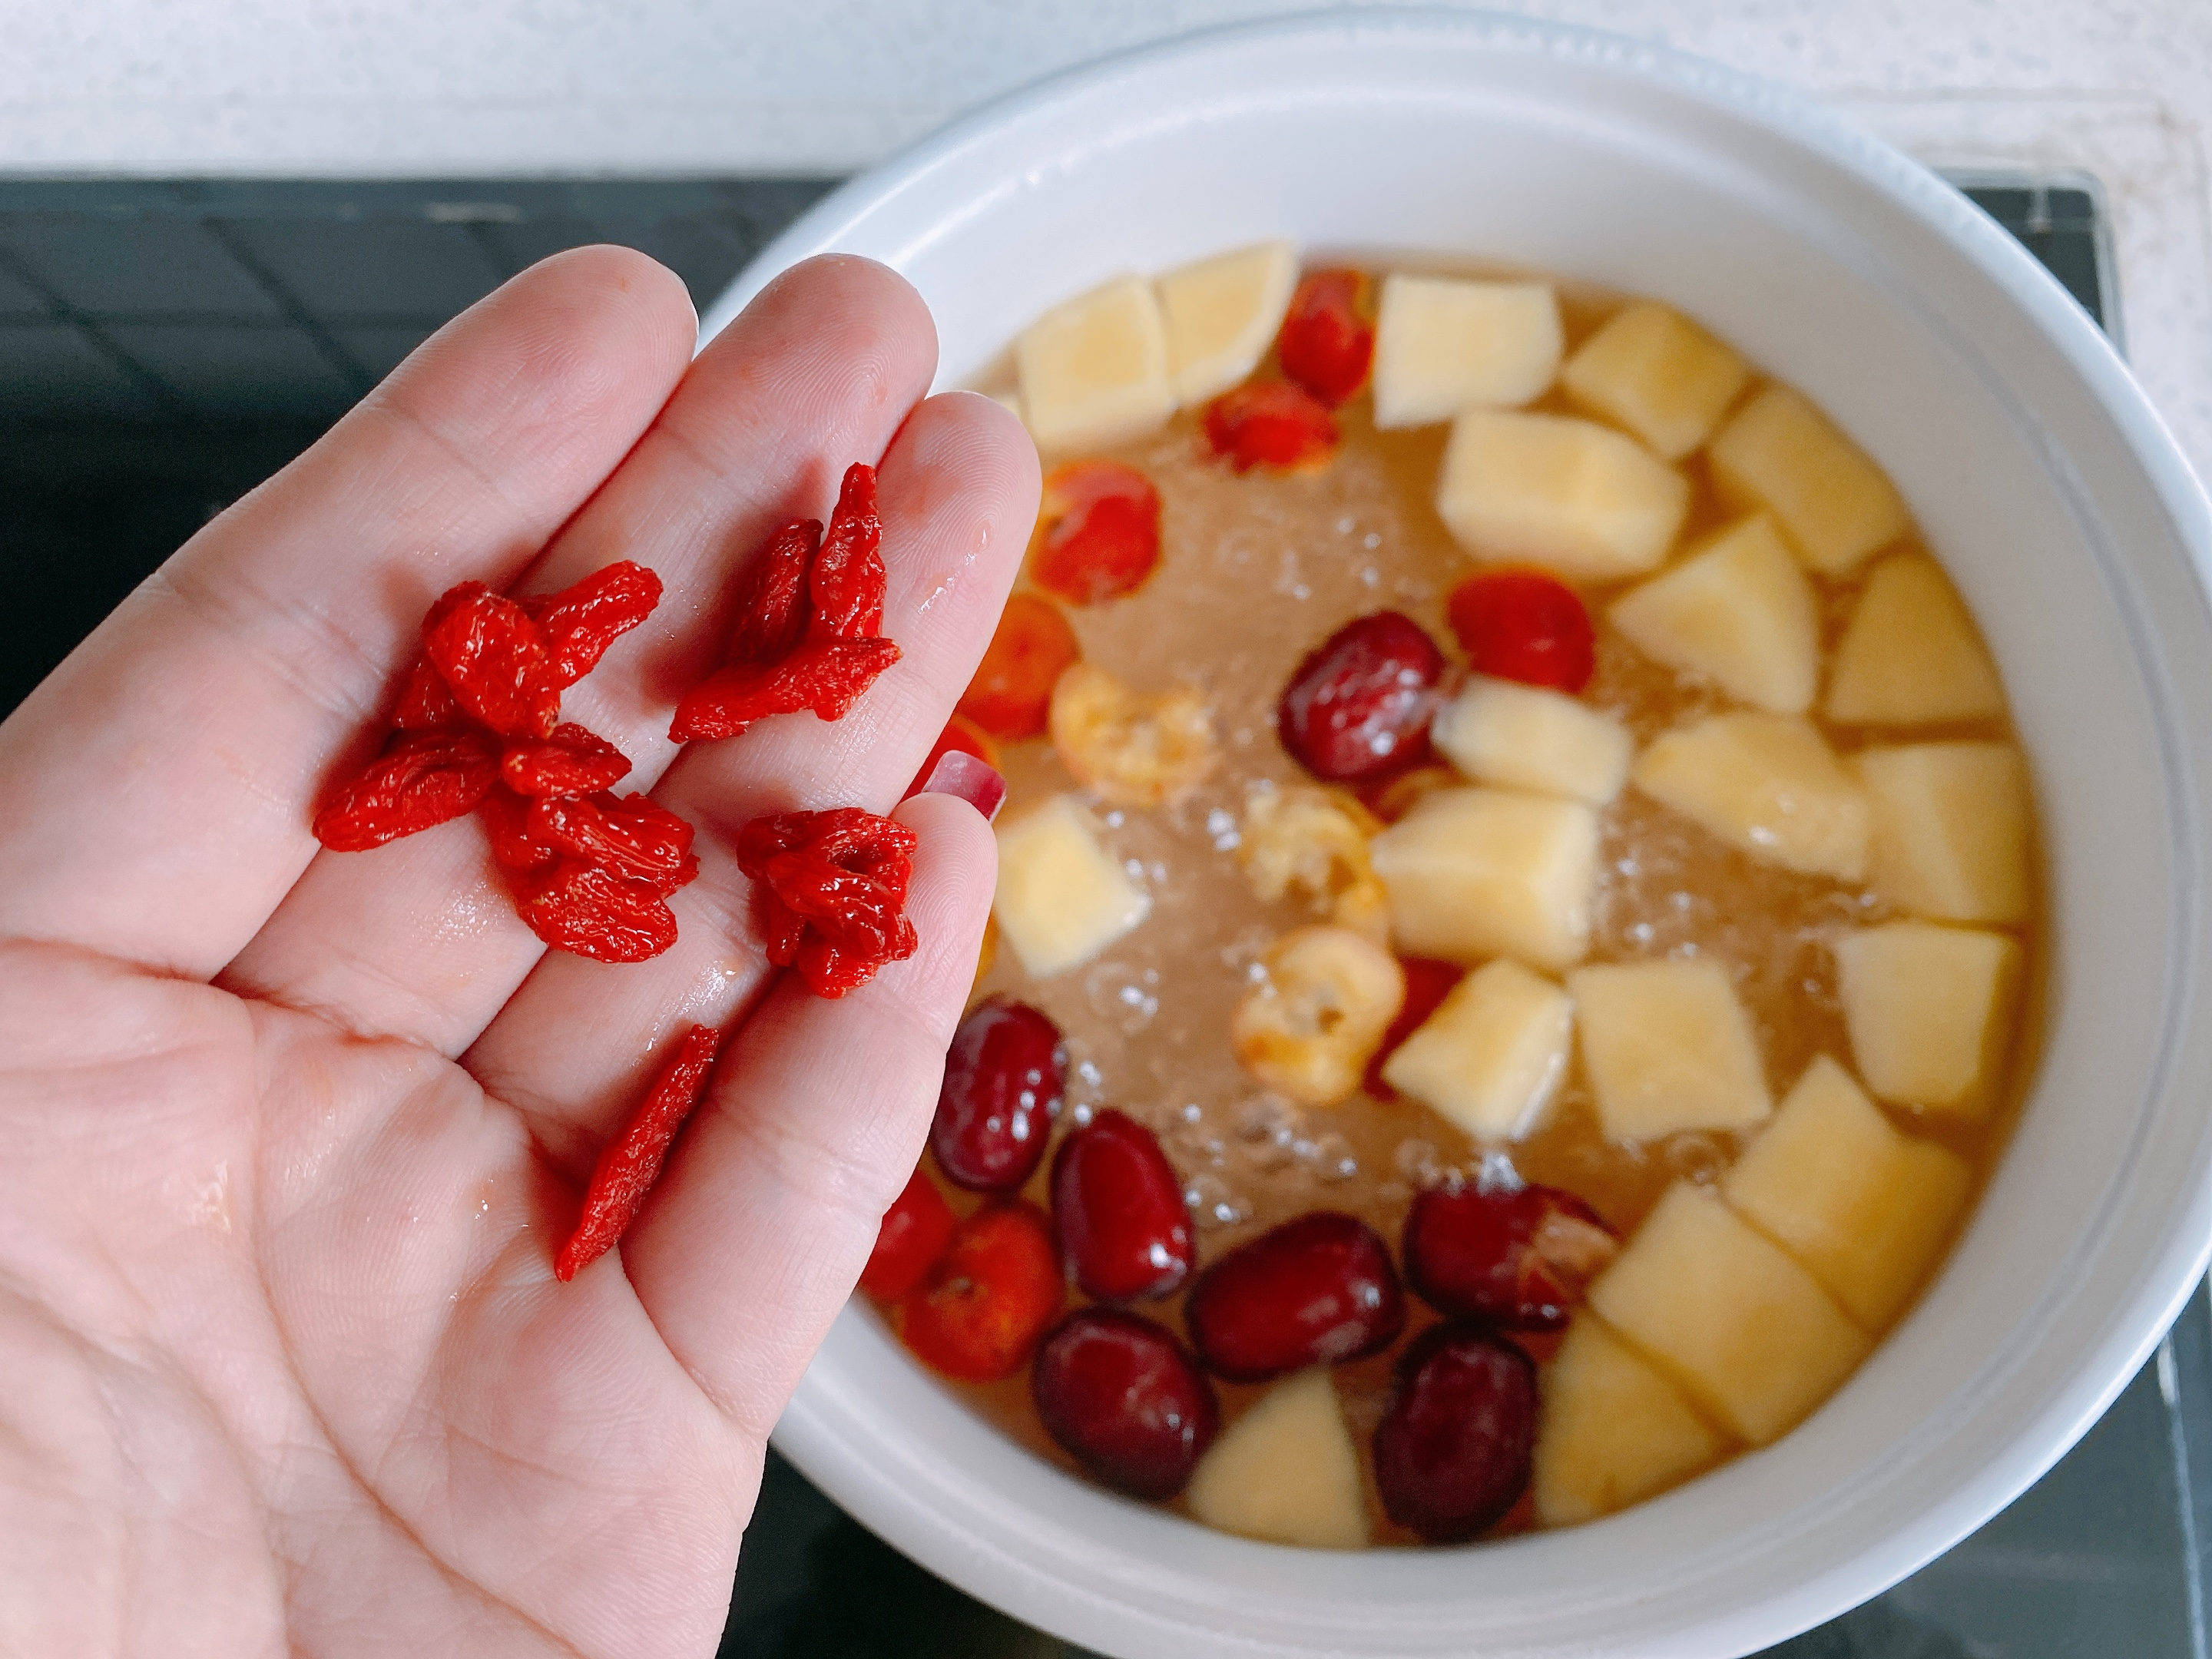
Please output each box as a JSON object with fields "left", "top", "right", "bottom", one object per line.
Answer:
{"left": 700, "top": 12, "right": 2212, "bottom": 1656}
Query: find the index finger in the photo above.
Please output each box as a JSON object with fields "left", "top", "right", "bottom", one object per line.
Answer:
{"left": 0, "top": 247, "right": 697, "bottom": 979}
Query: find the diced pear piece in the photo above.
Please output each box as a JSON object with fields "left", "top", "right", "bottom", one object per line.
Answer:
{"left": 1560, "top": 300, "right": 1751, "bottom": 462}
{"left": 1724, "top": 1055, "right": 1974, "bottom": 1331}
{"left": 1532, "top": 1314, "right": 1732, "bottom": 1527}
{"left": 1856, "top": 742, "right": 2032, "bottom": 924}
{"left": 1369, "top": 786, "right": 1598, "bottom": 972}
{"left": 1608, "top": 515, "right": 1819, "bottom": 715}
{"left": 1588, "top": 1182, "right": 1871, "bottom": 1445}
{"left": 1436, "top": 409, "right": 1690, "bottom": 581}
{"left": 1157, "top": 240, "right": 1299, "bottom": 405}
{"left": 1568, "top": 959, "right": 1771, "bottom": 1140}
{"left": 1429, "top": 677, "right": 1631, "bottom": 805}
{"left": 1185, "top": 1369, "right": 1370, "bottom": 1549}
{"left": 1015, "top": 274, "right": 1175, "bottom": 455}
{"left": 1381, "top": 958, "right": 1573, "bottom": 1140}
{"left": 1824, "top": 554, "right": 2006, "bottom": 725}
{"left": 1371, "top": 274, "right": 1563, "bottom": 428}
{"left": 1632, "top": 713, "right": 1871, "bottom": 882}
{"left": 992, "top": 795, "right": 1151, "bottom": 977}
{"left": 1707, "top": 384, "right": 1909, "bottom": 575}
{"left": 1834, "top": 922, "right": 2022, "bottom": 1118}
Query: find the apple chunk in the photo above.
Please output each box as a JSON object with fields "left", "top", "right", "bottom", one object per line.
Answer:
{"left": 1707, "top": 383, "right": 1909, "bottom": 575}
{"left": 1723, "top": 1055, "right": 1973, "bottom": 1332}
{"left": 1561, "top": 300, "right": 1750, "bottom": 461}
{"left": 1369, "top": 786, "right": 1598, "bottom": 972}
{"left": 1533, "top": 1314, "right": 1733, "bottom": 1527}
{"left": 1631, "top": 712, "right": 1872, "bottom": 882}
{"left": 1568, "top": 959, "right": 1771, "bottom": 1140}
{"left": 992, "top": 795, "right": 1151, "bottom": 977}
{"left": 1435, "top": 409, "right": 1690, "bottom": 582}
{"left": 1429, "top": 676, "right": 1632, "bottom": 806}
{"left": 1608, "top": 515, "right": 1819, "bottom": 715}
{"left": 1156, "top": 240, "right": 1298, "bottom": 405}
{"left": 1372, "top": 274, "right": 1562, "bottom": 428}
{"left": 1185, "top": 1369, "right": 1370, "bottom": 1548}
{"left": 1588, "top": 1181, "right": 1871, "bottom": 1445}
{"left": 1015, "top": 274, "right": 1175, "bottom": 455}
{"left": 1381, "top": 957, "right": 1573, "bottom": 1140}
{"left": 1834, "top": 922, "right": 2022, "bottom": 1117}
{"left": 1856, "top": 741, "right": 2032, "bottom": 924}
{"left": 1825, "top": 553, "right": 2006, "bottom": 726}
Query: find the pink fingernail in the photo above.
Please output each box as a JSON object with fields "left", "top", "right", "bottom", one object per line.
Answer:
{"left": 922, "top": 750, "right": 1007, "bottom": 822}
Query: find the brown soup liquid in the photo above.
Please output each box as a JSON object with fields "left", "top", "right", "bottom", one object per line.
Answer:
{"left": 906, "top": 273, "right": 2035, "bottom": 1547}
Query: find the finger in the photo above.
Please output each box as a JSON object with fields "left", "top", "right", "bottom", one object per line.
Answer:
{"left": 220, "top": 256, "right": 947, "bottom": 1052}
{"left": 0, "top": 247, "right": 697, "bottom": 979}
{"left": 621, "top": 793, "right": 993, "bottom": 1429}
{"left": 465, "top": 388, "right": 1037, "bottom": 1174}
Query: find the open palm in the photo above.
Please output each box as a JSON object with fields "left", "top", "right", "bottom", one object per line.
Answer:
{"left": 0, "top": 248, "right": 1038, "bottom": 1657}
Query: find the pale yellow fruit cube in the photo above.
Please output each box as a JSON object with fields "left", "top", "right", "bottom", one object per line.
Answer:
{"left": 1186, "top": 1369, "right": 1370, "bottom": 1549}
{"left": 1631, "top": 712, "right": 1871, "bottom": 882}
{"left": 1369, "top": 786, "right": 1598, "bottom": 972}
{"left": 1588, "top": 1182, "right": 1872, "bottom": 1445}
{"left": 1533, "top": 1314, "right": 1733, "bottom": 1527}
{"left": 1568, "top": 959, "right": 1772, "bottom": 1140}
{"left": 1429, "top": 677, "right": 1632, "bottom": 805}
{"left": 1608, "top": 515, "right": 1820, "bottom": 715}
{"left": 1156, "top": 240, "right": 1299, "bottom": 405}
{"left": 1436, "top": 409, "right": 1690, "bottom": 581}
{"left": 1560, "top": 301, "right": 1751, "bottom": 462}
{"left": 1372, "top": 274, "right": 1562, "bottom": 428}
{"left": 1856, "top": 742, "right": 2032, "bottom": 925}
{"left": 1707, "top": 384, "right": 1909, "bottom": 575}
{"left": 1825, "top": 554, "right": 2006, "bottom": 725}
{"left": 1382, "top": 958, "right": 1573, "bottom": 1139}
{"left": 1724, "top": 1055, "right": 1973, "bottom": 1331}
{"left": 992, "top": 795, "right": 1151, "bottom": 977}
{"left": 1015, "top": 274, "right": 1175, "bottom": 455}
{"left": 1834, "top": 922, "right": 2022, "bottom": 1117}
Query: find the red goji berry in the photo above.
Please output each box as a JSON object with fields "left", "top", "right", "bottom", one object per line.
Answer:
{"left": 899, "top": 1202, "right": 1064, "bottom": 1382}
{"left": 478, "top": 785, "right": 559, "bottom": 875}
{"left": 555, "top": 1023, "right": 724, "bottom": 1281}
{"left": 392, "top": 655, "right": 462, "bottom": 731}
{"left": 667, "top": 635, "right": 901, "bottom": 741}
{"left": 1276, "top": 269, "right": 1375, "bottom": 408}
{"left": 860, "top": 1165, "right": 957, "bottom": 1301}
{"left": 513, "top": 858, "right": 680, "bottom": 963}
{"left": 726, "top": 518, "right": 820, "bottom": 666}
{"left": 523, "top": 561, "right": 664, "bottom": 687}
{"left": 735, "top": 807, "right": 919, "bottom": 997}
{"left": 500, "top": 723, "right": 633, "bottom": 797}
{"left": 809, "top": 462, "right": 886, "bottom": 641}
{"left": 422, "top": 584, "right": 561, "bottom": 739}
{"left": 1204, "top": 380, "right": 1339, "bottom": 473}
{"left": 313, "top": 727, "right": 500, "bottom": 851}
{"left": 530, "top": 790, "right": 699, "bottom": 896}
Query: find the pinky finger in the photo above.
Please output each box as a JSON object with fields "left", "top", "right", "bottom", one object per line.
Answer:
{"left": 620, "top": 790, "right": 993, "bottom": 1432}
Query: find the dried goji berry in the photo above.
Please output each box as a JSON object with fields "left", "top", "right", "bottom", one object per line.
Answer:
{"left": 1204, "top": 380, "right": 1339, "bottom": 473}
{"left": 736, "top": 807, "right": 919, "bottom": 997}
{"left": 1031, "top": 460, "right": 1161, "bottom": 605}
{"left": 808, "top": 462, "right": 886, "bottom": 641}
{"left": 899, "top": 1202, "right": 1064, "bottom": 1382}
{"left": 422, "top": 584, "right": 561, "bottom": 739}
{"left": 555, "top": 1023, "right": 724, "bottom": 1280}
{"left": 859, "top": 1165, "right": 957, "bottom": 1301}
{"left": 531, "top": 790, "right": 699, "bottom": 896}
{"left": 726, "top": 518, "right": 820, "bottom": 667}
{"left": 478, "top": 785, "right": 559, "bottom": 875}
{"left": 500, "top": 723, "right": 633, "bottom": 797}
{"left": 1446, "top": 568, "right": 1596, "bottom": 695}
{"left": 957, "top": 593, "right": 1079, "bottom": 740}
{"left": 523, "top": 561, "right": 664, "bottom": 687}
{"left": 392, "top": 655, "right": 462, "bottom": 731}
{"left": 313, "top": 727, "right": 500, "bottom": 851}
{"left": 667, "top": 635, "right": 902, "bottom": 741}
{"left": 513, "top": 857, "right": 680, "bottom": 963}
{"left": 1276, "top": 268, "right": 1375, "bottom": 408}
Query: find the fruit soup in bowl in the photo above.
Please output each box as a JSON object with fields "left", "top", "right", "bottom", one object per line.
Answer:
{"left": 701, "top": 14, "right": 2212, "bottom": 1656}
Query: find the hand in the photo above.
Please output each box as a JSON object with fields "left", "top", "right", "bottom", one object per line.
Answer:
{"left": 0, "top": 248, "right": 1039, "bottom": 1657}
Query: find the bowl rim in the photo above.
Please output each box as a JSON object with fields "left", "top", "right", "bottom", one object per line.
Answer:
{"left": 701, "top": 7, "right": 2212, "bottom": 1654}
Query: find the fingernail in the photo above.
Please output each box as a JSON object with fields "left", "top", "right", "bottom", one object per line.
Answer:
{"left": 921, "top": 750, "right": 1007, "bottom": 822}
